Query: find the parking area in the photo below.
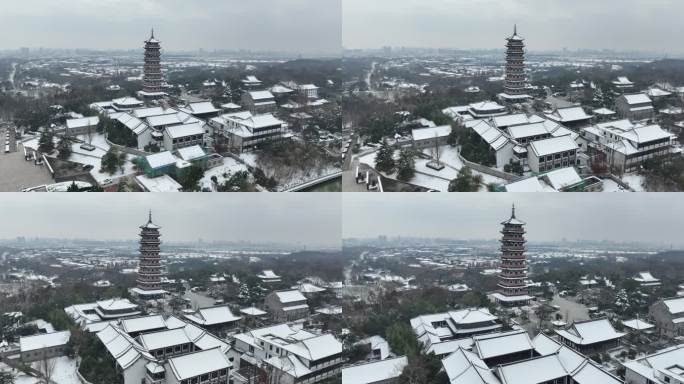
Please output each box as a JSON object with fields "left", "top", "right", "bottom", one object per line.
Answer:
{"left": 0, "top": 143, "right": 54, "bottom": 191}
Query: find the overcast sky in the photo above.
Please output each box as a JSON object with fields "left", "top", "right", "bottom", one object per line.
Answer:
{"left": 0, "top": 0, "right": 341, "bottom": 54}
{"left": 0, "top": 194, "right": 341, "bottom": 248}
{"left": 343, "top": 0, "right": 684, "bottom": 53}
{"left": 343, "top": 194, "right": 684, "bottom": 247}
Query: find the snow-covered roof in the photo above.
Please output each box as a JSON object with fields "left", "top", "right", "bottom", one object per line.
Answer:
{"left": 555, "top": 318, "right": 625, "bottom": 346}
{"left": 132, "top": 107, "right": 173, "bottom": 119}
{"left": 165, "top": 122, "right": 205, "bottom": 139}
{"left": 270, "top": 85, "right": 294, "bottom": 94}
{"left": 184, "top": 305, "right": 241, "bottom": 326}
{"left": 442, "top": 347, "right": 500, "bottom": 384}
{"left": 470, "top": 101, "right": 506, "bottom": 112}
{"left": 341, "top": 356, "right": 408, "bottom": 384}
{"left": 449, "top": 308, "right": 498, "bottom": 325}
{"left": 498, "top": 354, "right": 566, "bottom": 384}
{"left": 97, "top": 324, "right": 154, "bottom": 369}
{"left": 546, "top": 107, "right": 592, "bottom": 123}
{"left": 240, "top": 307, "right": 267, "bottom": 316}
{"left": 492, "top": 113, "right": 544, "bottom": 128}
{"left": 248, "top": 90, "right": 274, "bottom": 100}
{"left": 120, "top": 315, "right": 167, "bottom": 334}
{"left": 145, "top": 151, "right": 177, "bottom": 169}
{"left": 505, "top": 177, "right": 550, "bottom": 193}
{"left": 66, "top": 116, "right": 99, "bottom": 129}
{"left": 412, "top": 125, "right": 451, "bottom": 141}
{"left": 544, "top": 167, "right": 582, "bottom": 190}
{"left": 593, "top": 107, "right": 616, "bottom": 115}
{"left": 635, "top": 271, "right": 660, "bottom": 283}
{"left": 528, "top": 135, "right": 578, "bottom": 157}
{"left": 113, "top": 97, "right": 143, "bottom": 106}
{"left": 20, "top": 331, "right": 70, "bottom": 352}
{"left": 623, "top": 344, "right": 684, "bottom": 384}
{"left": 296, "top": 283, "right": 326, "bottom": 293}
{"left": 97, "top": 298, "right": 138, "bottom": 311}
{"left": 183, "top": 102, "right": 219, "bottom": 115}
{"left": 136, "top": 175, "right": 182, "bottom": 193}
{"left": 176, "top": 145, "right": 206, "bottom": 161}
{"left": 621, "top": 93, "right": 652, "bottom": 105}
{"left": 622, "top": 319, "right": 654, "bottom": 331}
{"left": 258, "top": 270, "right": 280, "bottom": 279}
{"left": 662, "top": 297, "right": 684, "bottom": 315}
{"left": 474, "top": 330, "right": 533, "bottom": 360}
{"left": 471, "top": 121, "right": 511, "bottom": 151}
{"left": 646, "top": 87, "right": 672, "bottom": 98}
{"left": 167, "top": 348, "right": 231, "bottom": 381}
{"left": 274, "top": 290, "right": 307, "bottom": 303}
{"left": 138, "top": 328, "right": 191, "bottom": 350}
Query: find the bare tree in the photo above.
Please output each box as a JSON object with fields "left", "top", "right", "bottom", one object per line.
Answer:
{"left": 38, "top": 351, "right": 56, "bottom": 384}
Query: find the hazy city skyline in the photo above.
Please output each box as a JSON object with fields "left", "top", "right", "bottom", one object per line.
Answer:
{"left": 0, "top": 0, "right": 342, "bottom": 54}
{"left": 343, "top": 194, "right": 684, "bottom": 247}
{"left": 0, "top": 194, "right": 342, "bottom": 248}
{"left": 343, "top": 0, "right": 684, "bottom": 54}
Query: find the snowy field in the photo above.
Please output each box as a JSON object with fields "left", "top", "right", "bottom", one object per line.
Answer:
{"left": 32, "top": 356, "right": 80, "bottom": 384}
{"left": 602, "top": 179, "right": 630, "bottom": 192}
{"left": 198, "top": 158, "right": 249, "bottom": 191}
{"left": 621, "top": 173, "right": 645, "bottom": 192}
{"left": 2, "top": 356, "right": 79, "bottom": 384}
{"left": 357, "top": 146, "right": 505, "bottom": 192}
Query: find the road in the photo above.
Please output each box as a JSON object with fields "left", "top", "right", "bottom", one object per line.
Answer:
{"left": 365, "top": 62, "right": 377, "bottom": 91}
{"left": 8, "top": 62, "right": 16, "bottom": 89}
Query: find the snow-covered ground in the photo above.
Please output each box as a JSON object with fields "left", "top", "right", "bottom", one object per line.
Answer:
{"left": 621, "top": 173, "right": 645, "bottom": 192}
{"left": 69, "top": 133, "right": 137, "bottom": 184}
{"left": 198, "top": 158, "right": 249, "bottom": 191}
{"left": 602, "top": 179, "right": 629, "bottom": 192}
{"left": 31, "top": 356, "right": 80, "bottom": 384}
{"left": 357, "top": 146, "right": 505, "bottom": 192}
{"left": 2, "top": 357, "right": 78, "bottom": 384}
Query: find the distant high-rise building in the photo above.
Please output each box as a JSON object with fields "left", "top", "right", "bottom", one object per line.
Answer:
{"left": 140, "top": 29, "right": 165, "bottom": 99}
{"left": 492, "top": 205, "right": 532, "bottom": 306}
{"left": 499, "top": 25, "right": 532, "bottom": 102}
{"left": 130, "top": 211, "right": 166, "bottom": 300}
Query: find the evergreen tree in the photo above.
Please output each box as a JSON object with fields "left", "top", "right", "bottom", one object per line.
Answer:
{"left": 375, "top": 140, "right": 395, "bottom": 174}
{"left": 448, "top": 167, "right": 483, "bottom": 192}
{"left": 57, "top": 136, "right": 72, "bottom": 160}
{"left": 396, "top": 149, "right": 416, "bottom": 181}
{"left": 67, "top": 181, "right": 80, "bottom": 192}
{"left": 38, "top": 130, "right": 54, "bottom": 153}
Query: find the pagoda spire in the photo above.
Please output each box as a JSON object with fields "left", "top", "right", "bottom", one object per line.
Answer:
{"left": 151, "top": 28, "right": 155, "bottom": 39}
{"left": 511, "top": 203, "right": 516, "bottom": 219}
{"left": 514, "top": 24, "right": 517, "bottom": 36}
{"left": 148, "top": 209, "right": 153, "bottom": 224}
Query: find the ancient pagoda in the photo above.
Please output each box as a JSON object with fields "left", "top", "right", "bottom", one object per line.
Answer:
{"left": 499, "top": 25, "right": 531, "bottom": 102}
{"left": 492, "top": 204, "right": 532, "bottom": 306}
{"left": 130, "top": 211, "right": 166, "bottom": 300}
{"left": 140, "top": 29, "right": 165, "bottom": 99}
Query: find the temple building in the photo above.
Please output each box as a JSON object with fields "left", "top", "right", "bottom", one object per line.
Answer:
{"left": 138, "top": 29, "right": 166, "bottom": 100}
{"left": 130, "top": 211, "right": 167, "bottom": 300}
{"left": 491, "top": 205, "right": 533, "bottom": 306}
{"left": 499, "top": 25, "right": 532, "bottom": 102}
